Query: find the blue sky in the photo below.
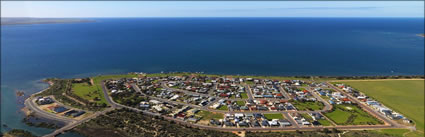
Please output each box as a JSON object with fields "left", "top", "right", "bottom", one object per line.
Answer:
{"left": 1, "top": 1, "right": 424, "bottom": 17}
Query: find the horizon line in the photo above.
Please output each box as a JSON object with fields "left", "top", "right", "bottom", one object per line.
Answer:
{"left": 2, "top": 16, "right": 425, "bottom": 18}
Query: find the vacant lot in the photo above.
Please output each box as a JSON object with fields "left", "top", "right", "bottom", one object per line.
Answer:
{"left": 197, "top": 110, "right": 224, "bottom": 120}
{"left": 72, "top": 83, "right": 105, "bottom": 104}
{"left": 317, "top": 119, "right": 332, "bottom": 126}
{"left": 218, "top": 105, "right": 228, "bottom": 111}
{"left": 325, "top": 104, "right": 382, "bottom": 125}
{"left": 340, "top": 80, "right": 424, "bottom": 136}
{"left": 292, "top": 101, "right": 324, "bottom": 111}
{"left": 264, "top": 113, "right": 284, "bottom": 120}
{"left": 240, "top": 93, "right": 248, "bottom": 99}
{"left": 236, "top": 101, "right": 246, "bottom": 106}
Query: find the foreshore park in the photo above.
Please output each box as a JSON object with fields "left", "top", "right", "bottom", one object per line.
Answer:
{"left": 23, "top": 72, "right": 423, "bottom": 137}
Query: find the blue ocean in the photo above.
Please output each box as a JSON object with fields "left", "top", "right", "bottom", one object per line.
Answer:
{"left": 1, "top": 18, "right": 424, "bottom": 136}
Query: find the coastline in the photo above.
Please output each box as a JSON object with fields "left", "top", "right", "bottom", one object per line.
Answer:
{"left": 20, "top": 72, "right": 423, "bottom": 137}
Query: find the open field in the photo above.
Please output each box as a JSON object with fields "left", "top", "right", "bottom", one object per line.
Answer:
{"left": 72, "top": 83, "right": 105, "bottom": 104}
{"left": 236, "top": 101, "right": 246, "bottom": 106}
{"left": 245, "top": 81, "right": 254, "bottom": 85}
{"left": 317, "top": 119, "right": 332, "bottom": 126}
{"left": 197, "top": 110, "right": 224, "bottom": 120}
{"left": 292, "top": 101, "right": 324, "bottom": 111}
{"left": 325, "top": 104, "right": 383, "bottom": 125}
{"left": 264, "top": 113, "right": 284, "bottom": 120}
{"left": 373, "top": 129, "right": 412, "bottom": 137}
{"left": 145, "top": 72, "right": 191, "bottom": 77}
{"left": 338, "top": 80, "right": 424, "bottom": 136}
{"left": 240, "top": 93, "right": 248, "bottom": 99}
{"left": 320, "top": 95, "right": 331, "bottom": 100}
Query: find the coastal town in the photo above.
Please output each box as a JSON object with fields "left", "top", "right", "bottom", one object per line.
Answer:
{"left": 23, "top": 73, "right": 417, "bottom": 137}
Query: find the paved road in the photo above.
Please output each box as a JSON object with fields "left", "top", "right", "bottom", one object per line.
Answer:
{"left": 24, "top": 97, "right": 76, "bottom": 123}
{"left": 278, "top": 85, "right": 291, "bottom": 100}
{"left": 283, "top": 112, "right": 300, "bottom": 128}
{"left": 101, "top": 81, "right": 118, "bottom": 108}
{"left": 306, "top": 87, "right": 333, "bottom": 112}
{"left": 243, "top": 84, "right": 254, "bottom": 100}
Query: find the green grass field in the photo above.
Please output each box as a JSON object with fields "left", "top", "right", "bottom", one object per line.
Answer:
{"left": 197, "top": 110, "right": 224, "bottom": 120}
{"left": 292, "top": 101, "right": 324, "bottom": 111}
{"left": 240, "top": 93, "right": 248, "bottom": 99}
{"left": 317, "top": 119, "right": 332, "bottom": 126}
{"left": 298, "top": 87, "right": 306, "bottom": 91}
{"left": 320, "top": 95, "right": 330, "bottom": 100}
{"left": 217, "top": 105, "right": 228, "bottom": 111}
{"left": 72, "top": 83, "right": 105, "bottom": 104}
{"left": 145, "top": 72, "right": 191, "bottom": 77}
{"left": 264, "top": 113, "right": 284, "bottom": 120}
{"left": 325, "top": 104, "right": 383, "bottom": 125}
{"left": 339, "top": 80, "right": 424, "bottom": 136}
{"left": 325, "top": 108, "right": 351, "bottom": 124}
{"left": 245, "top": 81, "right": 254, "bottom": 85}
{"left": 236, "top": 101, "right": 246, "bottom": 106}
{"left": 372, "top": 129, "right": 412, "bottom": 137}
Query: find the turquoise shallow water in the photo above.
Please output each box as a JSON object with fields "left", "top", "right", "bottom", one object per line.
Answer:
{"left": 1, "top": 18, "right": 424, "bottom": 136}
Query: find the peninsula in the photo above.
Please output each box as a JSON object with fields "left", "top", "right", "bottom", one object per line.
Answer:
{"left": 23, "top": 73, "right": 424, "bottom": 137}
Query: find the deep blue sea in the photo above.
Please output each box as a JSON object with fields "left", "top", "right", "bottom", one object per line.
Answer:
{"left": 1, "top": 18, "right": 424, "bottom": 136}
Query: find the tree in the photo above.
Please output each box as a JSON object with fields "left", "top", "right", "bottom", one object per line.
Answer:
{"left": 332, "top": 128, "right": 338, "bottom": 133}
{"left": 323, "top": 128, "right": 330, "bottom": 134}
